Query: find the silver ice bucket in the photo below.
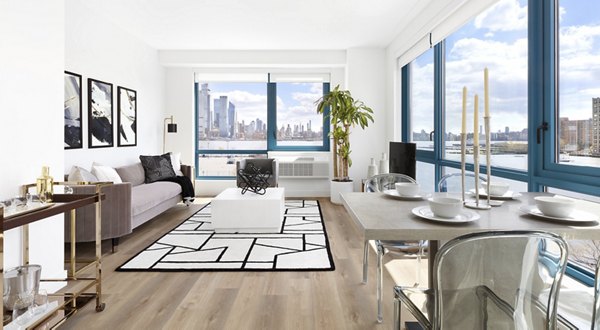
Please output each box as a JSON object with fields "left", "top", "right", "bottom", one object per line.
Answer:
{"left": 3, "top": 264, "right": 41, "bottom": 311}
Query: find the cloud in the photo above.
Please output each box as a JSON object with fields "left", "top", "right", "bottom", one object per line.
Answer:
{"left": 558, "top": 23, "right": 600, "bottom": 119}
{"left": 276, "top": 84, "right": 323, "bottom": 130}
{"left": 212, "top": 90, "right": 268, "bottom": 124}
{"left": 475, "top": 0, "right": 527, "bottom": 32}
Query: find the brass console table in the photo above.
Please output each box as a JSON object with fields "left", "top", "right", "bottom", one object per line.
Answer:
{"left": 2, "top": 182, "right": 107, "bottom": 329}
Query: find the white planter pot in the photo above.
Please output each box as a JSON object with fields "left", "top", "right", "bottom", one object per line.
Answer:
{"left": 330, "top": 180, "right": 354, "bottom": 205}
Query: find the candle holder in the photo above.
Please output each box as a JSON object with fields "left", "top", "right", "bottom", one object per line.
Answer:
{"left": 465, "top": 200, "right": 492, "bottom": 210}
{"left": 460, "top": 133, "right": 466, "bottom": 203}
{"left": 484, "top": 115, "right": 492, "bottom": 206}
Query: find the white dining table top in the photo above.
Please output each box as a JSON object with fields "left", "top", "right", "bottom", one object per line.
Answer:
{"left": 340, "top": 192, "right": 600, "bottom": 241}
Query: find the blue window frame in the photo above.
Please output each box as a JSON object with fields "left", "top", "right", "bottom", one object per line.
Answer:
{"left": 195, "top": 80, "right": 330, "bottom": 179}
{"left": 402, "top": 0, "right": 599, "bottom": 286}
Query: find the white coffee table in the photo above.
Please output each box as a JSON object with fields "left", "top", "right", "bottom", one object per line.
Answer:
{"left": 211, "top": 187, "right": 285, "bottom": 233}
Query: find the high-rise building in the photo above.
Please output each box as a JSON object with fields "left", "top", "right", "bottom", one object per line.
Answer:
{"left": 505, "top": 126, "right": 509, "bottom": 134}
{"left": 256, "top": 118, "right": 263, "bottom": 133}
{"left": 228, "top": 102, "right": 236, "bottom": 137}
{"left": 214, "top": 96, "right": 229, "bottom": 138}
{"left": 197, "top": 83, "right": 211, "bottom": 138}
{"left": 592, "top": 98, "right": 600, "bottom": 155}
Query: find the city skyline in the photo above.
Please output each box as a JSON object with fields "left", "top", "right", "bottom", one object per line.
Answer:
{"left": 196, "top": 82, "right": 323, "bottom": 142}
{"left": 414, "top": 97, "right": 600, "bottom": 156}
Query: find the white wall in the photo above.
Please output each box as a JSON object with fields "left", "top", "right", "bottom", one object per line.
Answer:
{"left": 0, "top": 0, "right": 65, "bottom": 279}
{"left": 64, "top": 0, "right": 166, "bottom": 172}
{"left": 345, "top": 49, "right": 388, "bottom": 191}
{"left": 161, "top": 51, "right": 347, "bottom": 197}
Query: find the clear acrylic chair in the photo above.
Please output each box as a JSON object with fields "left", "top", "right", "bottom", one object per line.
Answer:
{"left": 437, "top": 172, "right": 488, "bottom": 193}
{"left": 555, "top": 260, "right": 600, "bottom": 329}
{"left": 393, "top": 230, "right": 569, "bottom": 330}
{"left": 364, "top": 173, "right": 428, "bottom": 323}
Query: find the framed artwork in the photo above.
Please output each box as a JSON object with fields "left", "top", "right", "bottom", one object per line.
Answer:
{"left": 64, "top": 71, "right": 82, "bottom": 149}
{"left": 117, "top": 87, "right": 137, "bottom": 147}
{"left": 88, "top": 78, "right": 114, "bottom": 148}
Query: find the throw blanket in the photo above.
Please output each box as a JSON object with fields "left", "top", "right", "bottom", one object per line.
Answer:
{"left": 160, "top": 176, "right": 195, "bottom": 199}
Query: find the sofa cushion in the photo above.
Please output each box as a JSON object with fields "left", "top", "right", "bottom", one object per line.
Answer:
{"left": 139, "top": 153, "right": 176, "bottom": 183}
{"left": 169, "top": 152, "right": 184, "bottom": 176}
{"left": 131, "top": 182, "right": 181, "bottom": 216}
{"left": 115, "top": 162, "right": 145, "bottom": 186}
{"left": 92, "top": 165, "right": 123, "bottom": 183}
{"left": 68, "top": 166, "right": 98, "bottom": 182}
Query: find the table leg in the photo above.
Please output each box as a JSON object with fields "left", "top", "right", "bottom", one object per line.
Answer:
{"left": 428, "top": 240, "right": 439, "bottom": 289}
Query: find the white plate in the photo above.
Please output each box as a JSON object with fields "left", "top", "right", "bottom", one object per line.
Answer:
{"left": 469, "top": 189, "right": 522, "bottom": 200}
{"left": 411, "top": 206, "right": 480, "bottom": 223}
{"left": 383, "top": 190, "right": 430, "bottom": 201}
{"left": 519, "top": 205, "right": 599, "bottom": 223}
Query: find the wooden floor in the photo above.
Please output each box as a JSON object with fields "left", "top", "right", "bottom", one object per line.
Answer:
{"left": 62, "top": 198, "right": 418, "bottom": 330}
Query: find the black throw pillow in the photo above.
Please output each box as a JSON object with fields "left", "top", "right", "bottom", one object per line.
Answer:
{"left": 139, "top": 153, "right": 176, "bottom": 183}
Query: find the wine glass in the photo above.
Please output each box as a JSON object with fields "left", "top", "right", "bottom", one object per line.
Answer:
{"left": 11, "top": 290, "right": 34, "bottom": 325}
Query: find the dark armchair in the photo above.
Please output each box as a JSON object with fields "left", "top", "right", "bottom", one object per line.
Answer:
{"left": 236, "top": 158, "right": 278, "bottom": 188}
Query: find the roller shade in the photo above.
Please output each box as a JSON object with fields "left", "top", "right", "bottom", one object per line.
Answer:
{"left": 397, "top": 33, "right": 432, "bottom": 68}
{"left": 268, "top": 73, "right": 330, "bottom": 83}
{"left": 394, "top": 0, "right": 500, "bottom": 68}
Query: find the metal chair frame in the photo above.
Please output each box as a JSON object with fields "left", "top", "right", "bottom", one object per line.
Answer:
{"left": 364, "top": 173, "right": 427, "bottom": 323}
{"left": 394, "top": 230, "right": 569, "bottom": 330}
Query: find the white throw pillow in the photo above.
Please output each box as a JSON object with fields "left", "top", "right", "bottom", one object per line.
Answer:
{"left": 68, "top": 166, "right": 98, "bottom": 182}
{"left": 169, "top": 152, "right": 184, "bottom": 176}
{"left": 91, "top": 165, "right": 123, "bottom": 183}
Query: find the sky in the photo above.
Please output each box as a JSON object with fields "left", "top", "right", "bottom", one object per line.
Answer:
{"left": 411, "top": 0, "right": 600, "bottom": 135}
{"left": 205, "top": 82, "right": 324, "bottom": 132}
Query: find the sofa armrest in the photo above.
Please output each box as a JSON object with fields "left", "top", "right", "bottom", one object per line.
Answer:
{"left": 65, "top": 182, "right": 132, "bottom": 242}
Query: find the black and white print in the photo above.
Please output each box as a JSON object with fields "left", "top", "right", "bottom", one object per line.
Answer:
{"left": 117, "top": 200, "right": 335, "bottom": 271}
{"left": 64, "top": 71, "right": 82, "bottom": 149}
{"left": 117, "top": 86, "right": 137, "bottom": 147}
{"left": 88, "top": 78, "right": 113, "bottom": 148}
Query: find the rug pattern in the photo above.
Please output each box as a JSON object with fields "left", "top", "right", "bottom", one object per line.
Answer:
{"left": 117, "top": 200, "right": 335, "bottom": 271}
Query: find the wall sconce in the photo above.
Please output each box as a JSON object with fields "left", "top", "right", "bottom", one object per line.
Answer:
{"left": 163, "top": 115, "right": 178, "bottom": 153}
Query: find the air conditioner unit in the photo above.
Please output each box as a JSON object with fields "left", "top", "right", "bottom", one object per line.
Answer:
{"left": 275, "top": 156, "right": 329, "bottom": 179}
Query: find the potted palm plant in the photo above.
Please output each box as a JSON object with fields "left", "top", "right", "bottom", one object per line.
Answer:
{"left": 316, "top": 85, "right": 374, "bottom": 204}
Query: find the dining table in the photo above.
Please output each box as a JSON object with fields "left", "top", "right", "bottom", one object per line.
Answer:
{"left": 340, "top": 191, "right": 600, "bottom": 289}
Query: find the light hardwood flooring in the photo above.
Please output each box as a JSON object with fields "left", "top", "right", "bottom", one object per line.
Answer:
{"left": 62, "top": 198, "right": 420, "bottom": 330}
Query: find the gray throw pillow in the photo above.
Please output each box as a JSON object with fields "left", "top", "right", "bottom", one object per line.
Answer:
{"left": 139, "top": 153, "right": 176, "bottom": 183}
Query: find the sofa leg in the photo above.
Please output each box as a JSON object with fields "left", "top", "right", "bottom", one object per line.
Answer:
{"left": 112, "top": 238, "right": 120, "bottom": 253}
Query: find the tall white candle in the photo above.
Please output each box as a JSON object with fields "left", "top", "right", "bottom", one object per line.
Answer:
{"left": 484, "top": 68, "right": 490, "bottom": 118}
{"left": 462, "top": 87, "right": 467, "bottom": 134}
{"left": 474, "top": 94, "right": 479, "bottom": 146}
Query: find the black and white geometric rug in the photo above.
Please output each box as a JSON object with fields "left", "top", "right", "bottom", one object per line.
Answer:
{"left": 117, "top": 200, "right": 335, "bottom": 272}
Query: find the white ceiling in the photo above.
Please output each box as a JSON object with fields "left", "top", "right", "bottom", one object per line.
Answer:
{"left": 81, "top": 0, "right": 423, "bottom": 50}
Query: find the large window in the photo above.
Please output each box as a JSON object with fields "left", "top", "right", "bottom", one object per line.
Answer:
{"left": 444, "top": 0, "right": 529, "bottom": 171}
{"left": 195, "top": 77, "right": 329, "bottom": 178}
{"left": 197, "top": 82, "right": 268, "bottom": 150}
{"left": 410, "top": 49, "right": 435, "bottom": 152}
{"left": 402, "top": 0, "right": 600, "bottom": 285}
{"left": 274, "top": 83, "right": 326, "bottom": 148}
{"left": 557, "top": 0, "right": 600, "bottom": 167}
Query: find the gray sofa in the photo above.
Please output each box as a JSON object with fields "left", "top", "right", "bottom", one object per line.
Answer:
{"left": 65, "top": 163, "right": 193, "bottom": 249}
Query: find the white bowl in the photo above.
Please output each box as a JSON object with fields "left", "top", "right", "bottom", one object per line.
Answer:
{"left": 428, "top": 197, "right": 463, "bottom": 218}
{"left": 486, "top": 182, "right": 510, "bottom": 196}
{"left": 534, "top": 196, "right": 575, "bottom": 218}
{"left": 395, "top": 182, "right": 420, "bottom": 196}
